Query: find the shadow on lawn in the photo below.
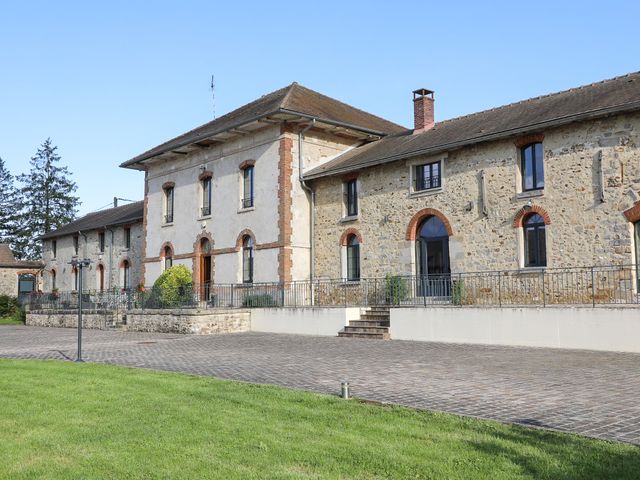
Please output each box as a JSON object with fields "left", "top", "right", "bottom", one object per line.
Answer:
{"left": 466, "top": 424, "right": 640, "bottom": 479}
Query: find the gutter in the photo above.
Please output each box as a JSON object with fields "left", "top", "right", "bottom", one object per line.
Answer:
{"left": 304, "top": 100, "right": 640, "bottom": 180}
{"left": 298, "top": 119, "right": 316, "bottom": 285}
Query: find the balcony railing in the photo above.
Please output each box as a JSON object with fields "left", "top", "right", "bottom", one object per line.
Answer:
{"left": 241, "top": 196, "right": 254, "bottom": 209}
{"left": 26, "top": 264, "right": 640, "bottom": 312}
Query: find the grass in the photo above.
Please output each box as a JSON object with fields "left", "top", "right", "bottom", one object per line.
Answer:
{"left": 0, "top": 315, "right": 23, "bottom": 325}
{"left": 0, "top": 360, "right": 638, "bottom": 479}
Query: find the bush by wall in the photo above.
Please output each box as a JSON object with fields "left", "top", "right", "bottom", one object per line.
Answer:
{"left": 146, "top": 265, "right": 195, "bottom": 308}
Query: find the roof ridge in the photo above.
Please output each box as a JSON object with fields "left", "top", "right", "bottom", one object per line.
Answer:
{"left": 433, "top": 71, "right": 640, "bottom": 129}
{"left": 278, "top": 82, "right": 298, "bottom": 109}
{"left": 288, "top": 83, "right": 405, "bottom": 130}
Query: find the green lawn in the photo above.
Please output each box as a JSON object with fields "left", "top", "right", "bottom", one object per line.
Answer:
{"left": 0, "top": 316, "right": 23, "bottom": 325}
{"left": 0, "top": 360, "right": 637, "bottom": 479}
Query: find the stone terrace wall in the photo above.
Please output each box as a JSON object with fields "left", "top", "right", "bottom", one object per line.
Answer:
{"left": 27, "top": 310, "right": 117, "bottom": 330}
{"left": 126, "top": 309, "right": 250, "bottom": 335}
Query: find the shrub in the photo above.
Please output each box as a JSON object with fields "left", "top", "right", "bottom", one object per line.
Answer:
{"left": 148, "top": 265, "right": 194, "bottom": 308}
{"left": 452, "top": 279, "right": 465, "bottom": 305}
{"left": 242, "top": 293, "right": 278, "bottom": 307}
{"left": 384, "top": 274, "right": 408, "bottom": 305}
{"left": 0, "top": 295, "right": 20, "bottom": 318}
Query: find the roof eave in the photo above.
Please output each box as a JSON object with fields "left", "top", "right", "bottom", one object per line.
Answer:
{"left": 120, "top": 108, "right": 400, "bottom": 170}
{"left": 305, "top": 101, "right": 640, "bottom": 180}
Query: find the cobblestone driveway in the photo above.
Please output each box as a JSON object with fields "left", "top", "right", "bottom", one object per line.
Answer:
{"left": 1, "top": 326, "right": 639, "bottom": 445}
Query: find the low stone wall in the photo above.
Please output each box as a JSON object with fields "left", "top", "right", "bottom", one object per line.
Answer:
{"left": 126, "top": 309, "right": 250, "bottom": 335}
{"left": 27, "top": 310, "right": 117, "bottom": 330}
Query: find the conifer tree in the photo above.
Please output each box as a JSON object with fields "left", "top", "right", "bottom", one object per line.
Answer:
{"left": 0, "top": 157, "right": 19, "bottom": 249}
{"left": 14, "top": 138, "right": 80, "bottom": 259}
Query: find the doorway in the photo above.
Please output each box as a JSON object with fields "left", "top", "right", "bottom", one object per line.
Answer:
{"left": 200, "top": 238, "right": 212, "bottom": 300}
{"left": 416, "top": 216, "right": 451, "bottom": 297}
{"left": 635, "top": 221, "right": 640, "bottom": 290}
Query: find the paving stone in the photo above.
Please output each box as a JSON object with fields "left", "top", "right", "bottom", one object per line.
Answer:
{"left": 0, "top": 326, "right": 639, "bottom": 444}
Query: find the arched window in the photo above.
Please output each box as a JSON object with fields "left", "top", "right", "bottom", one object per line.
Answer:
{"left": 122, "top": 260, "right": 131, "bottom": 290}
{"left": 346, "top": 235, "right": 360, "bottom": 281}
{"left": 164, "top": 246, "right": 173, "bottom": 270}
{"left": 51, "top": 269, "right": 56, "bottom": 290}
{"left": 73, "top": 267, "right": 78, "bottom": 291}
{"left": 521, "top": 142, "right": 544, "bottom": 191}
{"left": 97, "top": 264, "right": 105, "bottom": 291}
{"left": 242, "top": 236, "right": 253, "bottom": 283}
{"left": 523, "top": 213, "right": 546, "bottom": 267}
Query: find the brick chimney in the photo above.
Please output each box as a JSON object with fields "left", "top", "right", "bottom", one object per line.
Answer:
{"left": 413, "top": 88, "right": 435, "bottom": 133}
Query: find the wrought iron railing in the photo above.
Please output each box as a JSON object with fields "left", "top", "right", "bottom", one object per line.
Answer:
{"left": 26, "top": 264, "right": 640, "bottom": 312}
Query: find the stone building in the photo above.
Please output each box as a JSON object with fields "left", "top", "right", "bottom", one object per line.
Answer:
{"left": 306, "top": 73, "right": 640, "bottom": 282}
{"left": 41, "top": 201, "right": 143, "bottom": 291}
{"left": 120, "top": 83, "right": 403, "bottom": 286}
{"left": 0, "top": 244, "right": 43, "bottom": 297}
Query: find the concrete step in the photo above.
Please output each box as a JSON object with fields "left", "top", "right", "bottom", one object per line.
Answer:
{"left": 343, "top": 326, "right": 389, "bottom": 334}
{"left": 338, "top": 331, "right": 390, "bottom": 340}
{"left": 360, "top": 314, "right": 391, "bottom": 321}
{"left": 348, "top": 320, "right": 390, "bottom": 328}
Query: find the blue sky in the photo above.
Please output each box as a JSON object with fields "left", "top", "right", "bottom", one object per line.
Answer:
{"left": 1, "top": 0, "right": 638, "bottom": 215}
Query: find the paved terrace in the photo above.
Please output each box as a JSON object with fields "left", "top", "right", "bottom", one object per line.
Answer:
{"left": 1, "top": 326, "right": 639, "bottom": 445}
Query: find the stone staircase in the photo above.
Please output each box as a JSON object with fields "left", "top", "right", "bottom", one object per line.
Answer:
{"left": 105, "top": 314, "right": 127, "bottom": 331}
{"left": 338, "top": 306, "right": 390, "bottom": 340}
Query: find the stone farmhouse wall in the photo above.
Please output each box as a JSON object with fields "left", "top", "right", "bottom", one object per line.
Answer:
{"left": 0, "top": 267, "right": 20, "bottom": 296}
{"left": 143, "top": 124, "right": 359, "bottom": 286}
{"left": 42, "top": 222, "right": 143, "bottom": 292}
{"left": 313, "top": 112, "right": 640, "bottom": 278}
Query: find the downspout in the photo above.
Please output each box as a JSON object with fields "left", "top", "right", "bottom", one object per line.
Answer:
{"left": 106, "top": 228, "right": 115, "bottom": 290}
{"left": 298, "top": 119, "right": 316, "bottom": 288}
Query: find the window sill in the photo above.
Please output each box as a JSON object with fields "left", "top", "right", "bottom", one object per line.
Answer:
{"left": 198, "top": 215, "right": 212, "bottom": 221}
{"left": 517, "top": 266, "right": 547, "bottom": 274}
{"left": 516, "top": 189, "right": 544, "bottom": 200}
{"left": 161, "top": 222, "right": 174, "bottom": 228}
{"left": 238, "top": 207, "right": 255, "bottom": 214}
{"left": 340, "top": 215, "right": 359, "bottom": 223}
{"left": 341, "top": 279, "right": 361, "bottom": 286}
{"left": 409, "top": 187, "right": 443, "bottom": 199}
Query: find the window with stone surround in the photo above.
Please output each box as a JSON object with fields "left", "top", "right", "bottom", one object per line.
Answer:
{"left": 164, "top": 246, "right": 173, "bottom": 271}
{"left": 51, "top": 240, "right": 57, "bottom": 258}
{"left": 523, "top": 213, "right": 546, "bottom": 267}
{"left": 164, "top": 186, "right": 174, "bottom": 223}
{"left": 343, "top": 178, "right": 358, "bottom": 217}
{"left": 521, "top": 142, "right": 544, "bottom": 191}
{"left": 124, "top": 227, "right": 131, "bottom": 249}
{"left": 122, "top": 260, "right": 131, "bottom": 290}
{"left": 51, "top": 269, "right": 56, "bottom": 290}
{"left": 201, "top": 176, "right": 212, "bottom": 216}
{"left": 241, "top": 165, "right": 254, "bottom": 209}
{"left": 345, "top": 235, "right": 360, "bottom": 281}
{"left": 414, "top": 161, "right": 441, "bottom": 192}
{"left": 242, "top": 235, "right": 254, "bottom": 283}
{"left": 98, "top": 232, "right": 105, "bottom": 253}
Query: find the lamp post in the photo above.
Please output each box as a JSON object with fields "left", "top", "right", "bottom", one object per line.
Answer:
{"left": 68, "top": 258, "right": 92, "bottom": 362}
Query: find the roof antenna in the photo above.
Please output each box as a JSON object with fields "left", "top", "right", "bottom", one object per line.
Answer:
{"left": 113, "top": 197, "right": 134, "bottom": 208}
{"left": 210, "top": 74, "right": 216, "bottom": 119}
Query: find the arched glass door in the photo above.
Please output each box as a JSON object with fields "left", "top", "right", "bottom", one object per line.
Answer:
{"left": 416, "top": 216, "right": 451, "bottom": 297}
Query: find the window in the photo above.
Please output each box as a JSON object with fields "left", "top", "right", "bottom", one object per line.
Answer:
{"left": 98, "top": 232, "right": 105, "bottom": 253}
{"left": 523, "top": 213, "right": 546, "bottom": 267}
{"left": 414, "top": 161, "right": 442, "bottom": 192}
{"left": 164, "top": 246, "right": 173, "bottom": 270}
{"left": 346, "top": 235, "right": 360, "bottom": 281}
{"left": 242, "top": 166, "right": 254, "bottom": 208}
{"left": 521, "top": 142, "right": 544, "bottom": 191}
{"left": 73, "top": 236, "right": 79, "bottom": 256}
{"left": 164, "top": 186, "right": 174, "bottom": 223}
{"left": 124, "top": 227, "right": 131, "bottom": 249}
{"left": 122, "top": 260, "right": 131, "bottom": 290}
{"left": 202, "top": 177, "right": 212, "bottom": 216}
{"left": 51, "top": 269, "right": 56, "bottom": 290}
{"left": 97, "top": 264, "right": 104, "bottom": 291}
{"left": 51, "top": 240, "right": 57, "bottom": 258}
{"left": 242, "top": 236, "right": 254, "bottom": 283}
{"left": 345, "top": 179, "right": 358, "bottom": 217}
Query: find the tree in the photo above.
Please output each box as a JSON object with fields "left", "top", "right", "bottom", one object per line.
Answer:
{"left": 0, "top": 157, "right": 20, "bottom": 249}
{"left": 14, "top": 138, "right": 80, "bottom": 259}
